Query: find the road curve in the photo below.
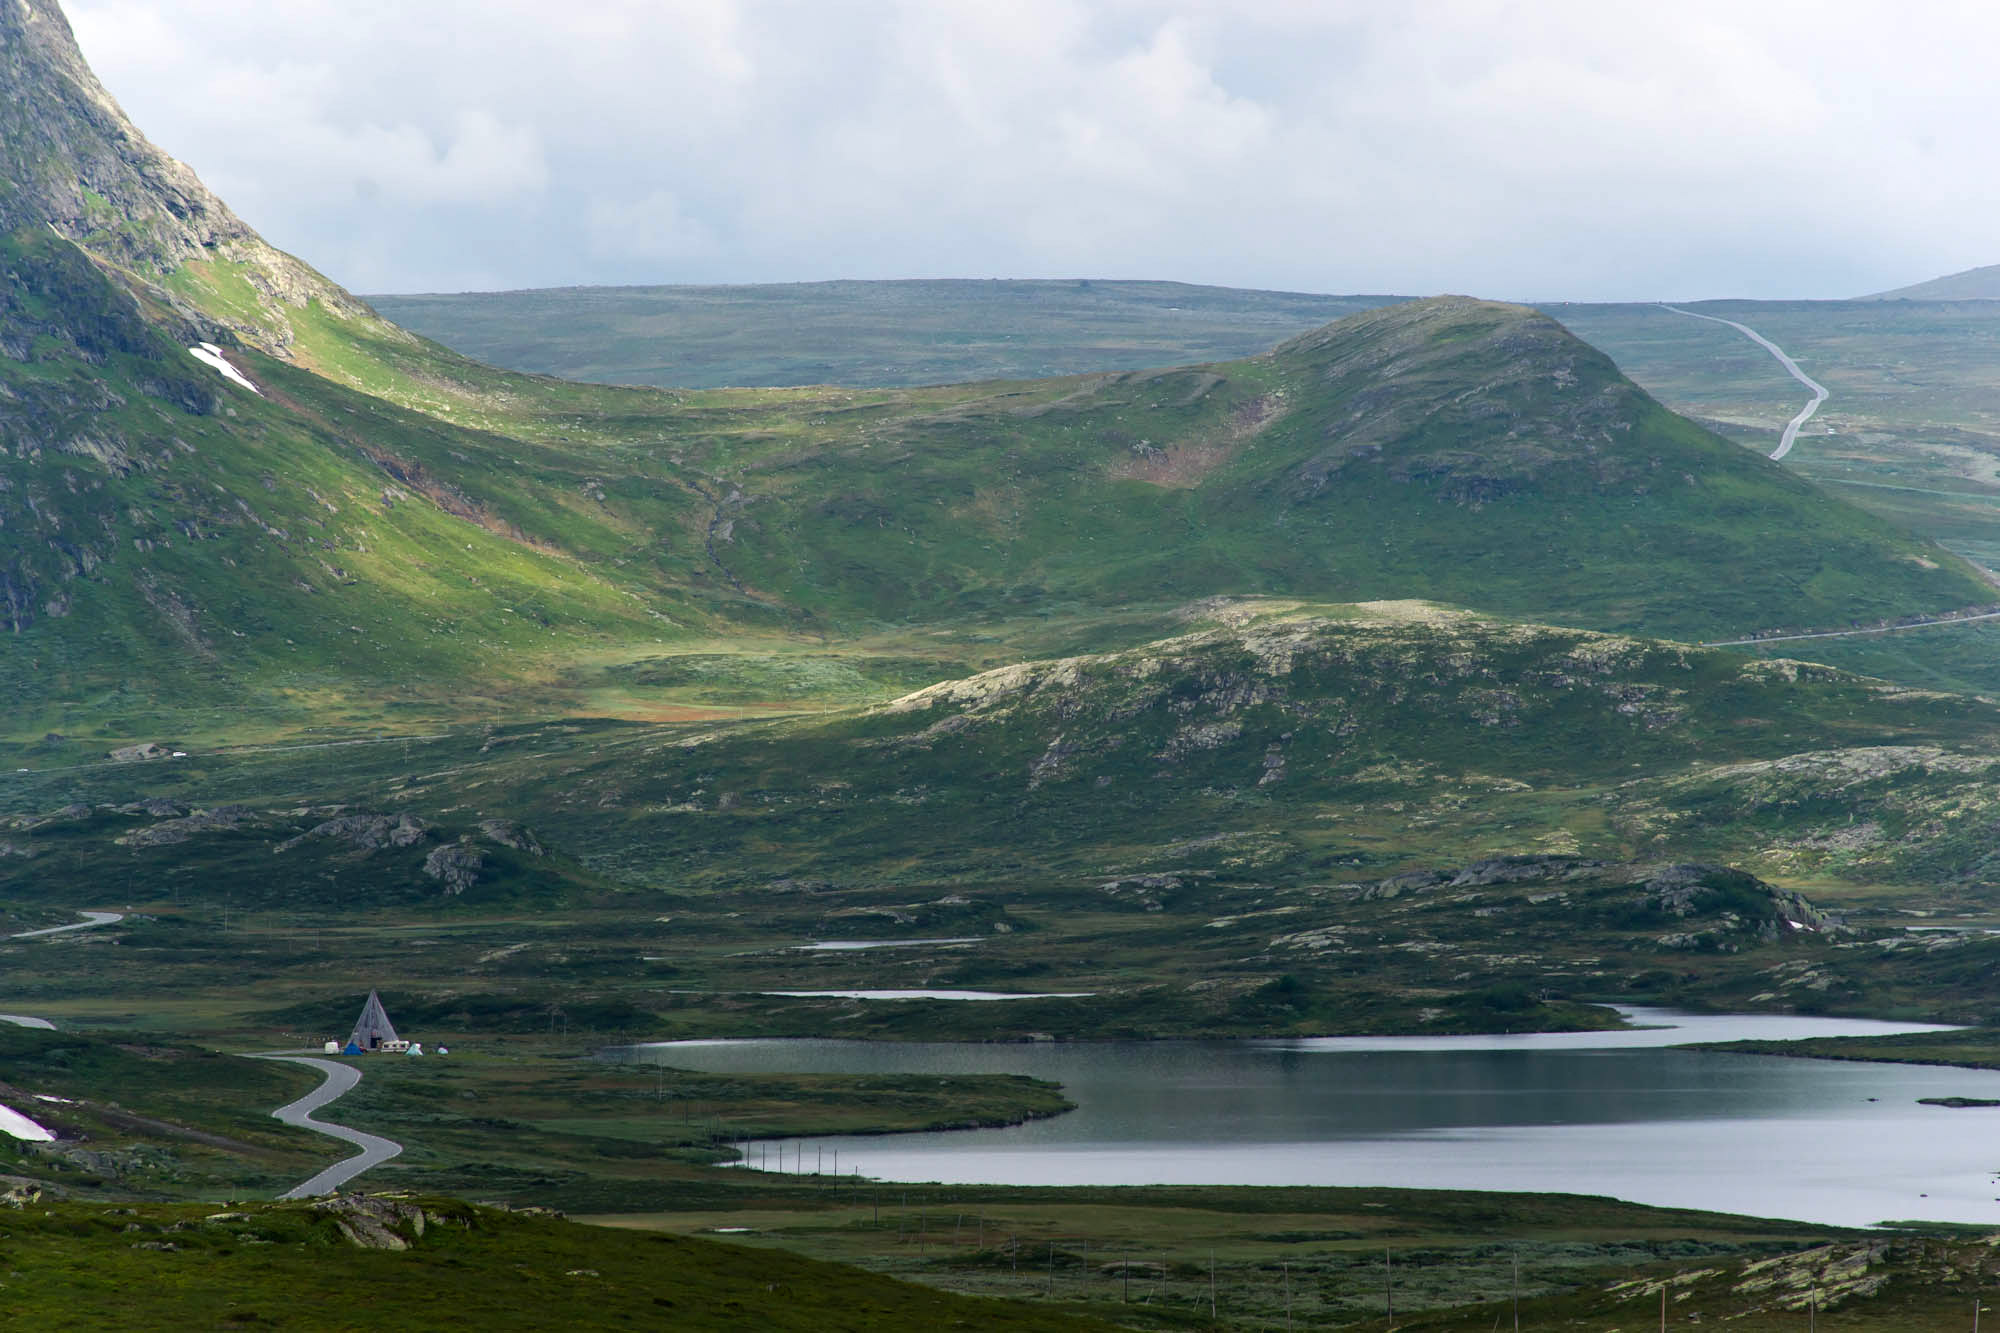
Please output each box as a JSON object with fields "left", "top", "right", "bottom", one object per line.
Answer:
{"left": 11, "top": 910, "right": 123, "bottom": 940}
{"left": 0, "top": 913, "right": 126, "bottom": 1029}
{"left": 252, "top": 1055, "right": 403, "bottom": 1198}
{"left": 1659, "top": 304, "right": 1829, "bottom": 460}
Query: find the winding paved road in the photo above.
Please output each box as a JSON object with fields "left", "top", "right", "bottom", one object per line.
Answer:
{"left": 10, "top": 910, "right": 123, "bottom": 940}
{"left": 252, "top": 1055, "right": 403, "bottom": 1198}
{"left": 1, "top": 913, "right": 125, "bottom": 1029}
{"left": 3, "top": 911, "right": 400, "bottom": 1197}
{"left": 1660, "top": 304, "right": 1829, "bottom": 460}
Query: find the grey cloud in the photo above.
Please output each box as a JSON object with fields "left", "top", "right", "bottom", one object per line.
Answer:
{"left": 61, "top": 1, "right": 2000, "bottom": 299}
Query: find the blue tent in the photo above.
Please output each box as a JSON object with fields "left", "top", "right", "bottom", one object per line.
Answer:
{"left": 342, "top": 1040, "right": 363, "bottom": 1055}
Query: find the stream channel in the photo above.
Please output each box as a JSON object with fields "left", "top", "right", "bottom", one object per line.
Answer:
{"left": 611, "top": 1008, "right": 2000, "bottom": 1227}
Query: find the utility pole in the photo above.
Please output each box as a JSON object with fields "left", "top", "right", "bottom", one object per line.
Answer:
{"left": 1284, "top": 1261, "right": 1292, "bottom": 1331}
{"left": 1211, "top": 1250, "right": 1218, "bottom": 1321}
{"left": 1386, "top": 1247, "right": 1394, "bottom": 1327}
{"left": 1513, "top": 1249, "right": 1520, "bottom": 1332}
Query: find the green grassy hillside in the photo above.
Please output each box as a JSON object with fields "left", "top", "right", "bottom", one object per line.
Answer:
{"left": 19, "top": 598, "right": 2000, "bottom": 907}
{"left": 242, "top": 270, "right": 1999, "bottom": 653}
{"left": 0, "top": 231, "right": 684, "bottom": 742}
{"left": 12, "top": 601, "right": 2000, "bottom": 1048}
{"left": 0, "top": 1194, "right": 1127, "bottom": 1332}
{"left": 4, "top": 0, "right": 1986, "bottom": 738}
{"left": 13, "top": 217, "right": 1989, "bottom": 745}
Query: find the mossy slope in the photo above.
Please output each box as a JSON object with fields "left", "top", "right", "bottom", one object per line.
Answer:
{"left": 0, "top": 3, "right": 1987, "bottom": 735}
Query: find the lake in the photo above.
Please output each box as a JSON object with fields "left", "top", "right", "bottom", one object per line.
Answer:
{"left": 616, "top": 1009, "right": 2000, "bottom": 1227}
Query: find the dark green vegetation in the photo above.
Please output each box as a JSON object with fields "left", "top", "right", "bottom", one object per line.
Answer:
{"left": 1394, "top": 1232, "right": 2000, "bottom": 1331}
{"left": 1705, "top": 1025, "right": 2000, "bottom": 1072}
{"left": 368, "top": 279, "right": 1401, "bottom": 389}
{"left": 0, "top": 1025, "right": 325, "bottom": 1198}
{"left": 0, "top": 1193, "right": 1129, "bottom": 1331}
{"left": 14, "top": 603, "right": 2000, "bottom": 1053}
{"left": 596, "top": 1184, "right": 1857, "bottom": 1329}
{"left": 591, "top": 1186, "right": 2000, "bottom": 1331}
{"left": 5, "top": 1184, "right": 1992, "bottom": 1330}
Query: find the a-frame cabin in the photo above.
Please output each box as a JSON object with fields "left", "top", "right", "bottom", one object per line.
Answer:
{"left": 345, "top": 990, "right": 402, "bottom": 1054}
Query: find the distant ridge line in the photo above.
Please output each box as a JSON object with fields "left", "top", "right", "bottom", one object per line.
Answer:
{"left": 1860, "top": 263, "right": 2000, "bottom": 302}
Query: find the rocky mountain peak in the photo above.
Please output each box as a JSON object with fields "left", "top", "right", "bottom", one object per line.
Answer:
{"left": 0, "top": 0, "right": 374, "bottom": 355}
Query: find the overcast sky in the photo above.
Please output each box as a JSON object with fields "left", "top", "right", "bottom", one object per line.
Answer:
{"left": 62, "top": 1, "right": 2000, "bottom": 300}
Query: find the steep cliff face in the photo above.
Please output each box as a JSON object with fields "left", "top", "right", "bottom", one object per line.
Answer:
{"left": 0, "top": 0, "right": 373, "bottom": 354}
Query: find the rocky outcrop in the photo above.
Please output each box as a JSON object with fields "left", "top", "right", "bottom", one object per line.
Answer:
{"left": 275, "top": 813, "right": 430, "bottom": 855}
{"left": 116, "top": 804, "right": 253, "bottom": 847}
{"left": 1340, "top": 856, "right": 1833, "bottom": 938}
{"left": 422, "top": 842, "right": 484, "bottom": 895}
{"left": 109, "top": 798, "right": 185, "bottom": 818}
{"left": 310, "top": 1195, "right": 448, "bottom": 1250}
{"left": 1, "top": 803, "right": 89, "bottom": 832}
{"left": 0, "top": 0, "right": 383, "bottom": 356}
{"left": 476, "top": 819, "right": 544, "bottom": 856}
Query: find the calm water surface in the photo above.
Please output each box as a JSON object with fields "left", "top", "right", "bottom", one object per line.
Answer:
{"left": 619, "top": 1009, "right": 2000, "bottom": 1227}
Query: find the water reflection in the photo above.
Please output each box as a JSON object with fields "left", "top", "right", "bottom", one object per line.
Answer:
{"left": 608, "top": 1008, "right": 1999, "bottom": 1226}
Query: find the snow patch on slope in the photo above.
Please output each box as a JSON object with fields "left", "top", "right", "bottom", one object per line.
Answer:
{"left": 189, "top": 342, "right": 260, "bottom": 395}
{"left": 0, "top": 1103, "right": 55, "bottom": 1142}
